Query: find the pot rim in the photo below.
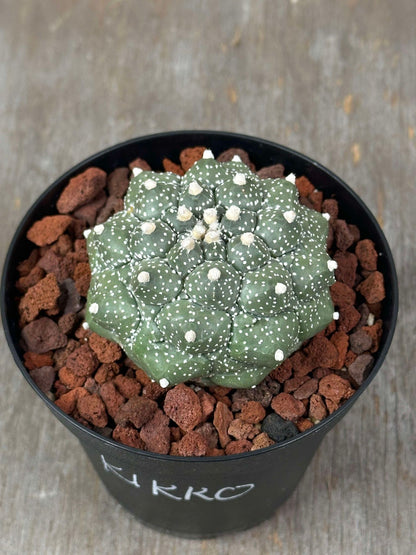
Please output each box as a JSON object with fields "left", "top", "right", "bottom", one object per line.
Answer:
{"left": 1, "top": 129, "right": 399, "bottom": 463}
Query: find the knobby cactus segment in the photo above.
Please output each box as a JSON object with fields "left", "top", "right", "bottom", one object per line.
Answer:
{"left": 85, "top": 151, "right": 337, "bottom": 388}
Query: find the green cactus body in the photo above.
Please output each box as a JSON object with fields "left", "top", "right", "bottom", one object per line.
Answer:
{"left": 85, "top": 152, "right": 337, "bottom": 388}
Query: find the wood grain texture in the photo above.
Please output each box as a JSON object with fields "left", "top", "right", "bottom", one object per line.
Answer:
{"left": 0, "top": 0, "right": 414, "bottom": 553}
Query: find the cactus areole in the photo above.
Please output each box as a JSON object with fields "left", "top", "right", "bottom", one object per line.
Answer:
{"left": 85, "top": 150, "right": 337, "bottom": 388}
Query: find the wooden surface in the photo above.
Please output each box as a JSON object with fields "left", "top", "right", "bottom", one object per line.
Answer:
{"left": 0, "top": 1, "right": 414, "bottom": 553}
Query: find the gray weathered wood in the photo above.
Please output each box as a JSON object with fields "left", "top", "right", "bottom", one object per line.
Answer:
{"left": 0, "top": 0, "right": 414, "bottom": 553}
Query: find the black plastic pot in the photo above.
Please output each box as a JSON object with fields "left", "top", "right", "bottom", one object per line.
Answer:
{"left": 1, "top": 131, "right": 398, "bottom": 538}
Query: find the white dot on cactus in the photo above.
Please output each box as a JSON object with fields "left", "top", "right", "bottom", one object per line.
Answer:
{"left": 322, "top": 212, "right": 331, "bottom": 221}
{"left": 203, "top": 149, "right": 214, "bottom": 159}
{"left": 141, "top": 221, "right": 156, "bottom": 234}
{"left": 89, "top": 303, "right": 99, "bottom": 314}
{"left": 225, "top": 205, "right": 241, "bottom": 221}
{"left": 144, "top": 178, "right": 157, "bottom": 190}
{"left": 191, "top": 222, "right": 206, "bottom": 240}
{"left": 241, "top": 232, "right": 255, "bottom": 246}
{"left": 132, "top": 167, "right": 143, "bottom": 177}
{"left": 275, "top": 282, "right": 287, "bottom": 295}
{"left": 333, "top": 311, "right": 340, "bottom": 320}
{"left": 138, "top": 271, "right": 150, "bottom": 283}
{"left": 177, "top": 205, "right": 193, "bottom": 222}
{"left": 159, "top": 378, "right": 170, "bottom": 388}
{"left": 208, "top": 267, "right": 221, "bottom": 281}
{"left": 83, "top": 229, "right": 91, "bottom": 239}
{"left": 285, "top": 173, "right": 296, "bottom": 184}
{"left": 82, "top": 322, "right": 89, "bottom": 330}
{"left": 232, "top": 154, "right": 242, "bottom": 163}
{"left": 203, "top": 208, "right": 217, "bottom": 225}
{"left": 181, "top": 236, "right": 196, "bottom": 251}
{"left": 233, "top": 172, "right": 246, "bottom": 186}
{"left": 93, "top": 224, "right": 105, "bottom": 235}
{"left": 327, "top": 260, "right": 338, "bottom": 271}
{"left": 283, "top": 210, "right": 296, "bottom": 223}
{"left": 188, "top": 181, "right": 203, "bottom": 196}
{"left": 185, "top": 330, "right": 197, "bottom": 343}
{"left": 274, "top": 349, "right": 284, "bottom": 361}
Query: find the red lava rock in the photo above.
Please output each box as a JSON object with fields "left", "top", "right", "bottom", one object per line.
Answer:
{"left": 170, "top": 426, "right": 182, "bottom": 442}
{"left": 228, "top": 418, "right": 256, "bottom": 440}
{"left": 349, "top": 329, "right": 373, "bottom": 354}
{"left": 213, "top": 401, "right": 233, "bottom": 448}
{"left": 179, "top": 146, "right": 206, "bottom": 171}
{"left": 348, "top": 353, "right": 374, "bottom": 385}
{"left": 134, "top": 367, "right": 152, "bottom": 386}
{"left": 330, "top": 331, "right": 349, "bottom": 369}
{"left": 330, "top": 281, "right": 356, "bottom": 308}
{"left": 334, "top": 219, "right": 355, "bottom": 251}
{"left": 362, "top": 321, "right": 383, "bottom": 353}
{"left": 318, "top": 373, "right": 352, "bottom": 403}
{"left": 293, "top": 378, "right": 318, "bottom": 400}
{"left": 37, "top": 249, "right": 73, "bottom": 282}
{"left": 142, "top": 381, "right": 165, "bottom": 401}
{"left": 240, "top": 400, "right": 266, "bottom": 424}
{"left": 18, "top": 250, "right": 40, "bottom": 276}
{"left": 334, "top": 251, "right": 358, "bottom": 288}
{"left": 16, "top": 266, "right": 45, "bottom": 293}
{"left": 83, "top": 377, "right": 99, "bottom": 395}
{"left": 217, "top": 148, "right": 255, "bottom": 171}
{"left": 95, "top": 362, "right": 120, "bottom": 384}
{"left": 257, "top": 163, "right": 285, "bottom": 179}
{"left": 283, "top": 375, "right": 309, "bottom": 393}
{"left": 345, "top": 350, "right": 358, "bottom": 367}
{"left": 96, "top": 195, "right": 124, "bottom": 224}
{"left": 55, "top": 387, "right": 88, "bottom": 414}
{"left": 58, "top": 366, "right": 86, "bottom": 389}
{"left": 349, "top": 224, "right": 360, "bottom": 243}
{"left": 164, "top": 384, "right": 203, "bottom": 431}
{"left": 99, "top": 381, "right": 125, "bottom": 418}
{"left": 29, "top": 366, "right": 56, "bottom": 393}
{"left": 19, "top": 273, "right": 61, "bottom": 324}
{"left": 225, "top": 439, "right": 253, "bottom": 455}
{"left": 107, "top": 167, "right": 130, "bottom": 198}
{"left": 308, "top": 190, "right": 323, "bottom": 212}
{"left": 197, "top": 389, "right": 216, "bottom": 421}
{"left": 290, "top": 351, "right": 314, "bottom": 377}
{"left": 113, "top": 424, "right": 146, "bottom": 449}
{"left": 73, "top": 190, "right": 107, "bottom": 226}
{"left": 177, "top": 430, "right": 209, "bottom": 456}
{"left": 140, "top": 409, "right": 171, "bottom": 455}
{"left": 66, "top": 343, "right": 98, "bottom": 377}
{"left": 77, "top": 393, "right": 108, "bottom": 427}
{"left": 251, "top": 432, "right": 275, "bottom": 450}
{"left": 312, "top": 367, "right": 332, "bottom": 380}
{"left": 57, "top": 167, "right": 107, "bottom": 214}
{"left": 114, "top": 374, "right": 142, "bottom": 399}
{"left": 115, "top": 396, "right": 158, "bottom": 428}
{"left": 306, "top": 335, "right": 339, "bottom": 369}
{"left": 58, "top": 313, "right": 78, "bottom": 335}
{"left": 271, "top": 393, "right": 306, "bottom": 422}
{"left": 162, "top": 158, "right": 185, "bottom": 176}
{"left": 322, "top": 198, "right": 339, "bottom": 220}
{"left": 23, "top": 351, "right": 54, "bottom": 370}
{"left": 26, "top": 215, "right": 73, "bottom": 247}
{"left": 128, "top": 157, "right": 151, "bottom": 171}
{"left": 51, "top": 234, "right": 73, "bottom": 257}
{"left": 73, "top": 262, "right": 91, "bottom": 297}
{"left": 338, "top": 304, "right": 361, "bottom": 333}
{"left": 357, "top": 271, "right": 385, "bottom": 304}
{"left": 296, "top": 418, "right": 314, "bottom": 432}
{"left": 21, "top": 317, "right": 67, "bottom": 353}
{"left": 356, "top": 239, "right": 378, "bottom": 271}
{"left": 325, "top": 398, "right": 339, "bottom": 414}
{"left": 309, "top": 393, "right": 328, "bottom": 422}
{"left": 89, "top": 332, "right": 122, "bottom": 363}
{"left": 269, "top": 359, "right": 293, "bottom": 383}
{"left": 295, "top": 176, "right": 315, "bottom": 196}
{"left": 195, "top": 422, "right": 219, "bottom": 449}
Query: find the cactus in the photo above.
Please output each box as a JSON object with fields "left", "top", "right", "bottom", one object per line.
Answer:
{"left": 85, "top": 150, "right": 337, "bottom": 388}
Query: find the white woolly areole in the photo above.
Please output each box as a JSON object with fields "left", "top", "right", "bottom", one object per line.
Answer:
{"left": 205, "top": 229, "right": 221, "bottom": 244}
{"left": 203, "top": 208, "right": 218, "bottom": 225}
{"left": 285, "top": 173, "right": 296, "bottom": 184}
{"left": 191, "top": 222, "right": 206, "bottom": 240}
{"left": 93, "top": 224, "right": 105, "bottom": 235}
{"left": 177, "top": 205, "right": 193, "bottom": 222}
{"left": 274, "top": 349, "right": 284, "bottom": 362}
{"left": 188, "top": 181, "right": 203, "bottom": 196}
{"left": 132, "top": 167, "right": 143, "bottom": 177}
{"left": 144, "top": 178, "right": 157, "bottom": 190}
{"left": 181, "top": 236, "right": 196, "bottom": 251}
{"left": 275, "top": 282, "right": 287, "bottom": 295}
{"left": 159, "top": 378, "right": 170, "bottom": 388}
{"left": 141, "top": 221, "right": 156, "bottom": 235}
{"left": 241, "top": 232, "right": 255, "bottom": 246}
{"left": 283, "top": 210, "right": 296, "bottom": 223}
{"left": 89, "top": 303, "right": 99, "bottom": 314}
{"left": 203, "top": 149, "right": 214, "bottom": 159}
{"left": 82, "top": 322, "right": 89, "bottom": 330}
{"left": 232, "top": 154, "right": 242, "bottom": 162}
{"left": 83, "top": 229, "right": 91, "bottom": 239}
{"left": 322, "top": 212, "right": 331, "bottom": 221}
{"left": 225, "top": 205, "right": 241, "bottom": 221}
{"left": 138, "top": 271, "right": 150, "bottom": 283}
{"left": 208, "top": 267, "right": 221, "bottom": 281}
{"left": 333, "top": 311, "right": 340, "bottom": 320}
{"left": 185, "top": 330, "right": 197, "bottom": 343}
{"left": 233, "top": 172, "right": 247, "bottom": 186}
{"left": 327, "top": 260, "right": 338, "bottom": 271}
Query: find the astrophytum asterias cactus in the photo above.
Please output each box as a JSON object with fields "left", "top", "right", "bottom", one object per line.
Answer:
{"left": 85, "top": 150, "right": 337, "bottom": 388}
